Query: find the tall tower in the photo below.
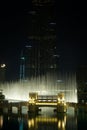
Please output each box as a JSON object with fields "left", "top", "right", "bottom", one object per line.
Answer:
{"left": 19, "top": 51, "right": 25, "bottom": 80}
{"left": 76, "top": 66, "right": 87, "bottom": 103}
{"left": 24, "top": 0, "right": 57, "bottom": 79}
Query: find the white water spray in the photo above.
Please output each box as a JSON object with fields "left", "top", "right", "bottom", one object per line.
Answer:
{"left": 0, "top": 72, "right": 77, "bottom": 102}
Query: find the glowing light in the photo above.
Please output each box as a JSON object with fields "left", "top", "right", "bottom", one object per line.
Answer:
{"left": 57, "top": 93, "right": 65, "bottom": 103}
{"left": 53, "top": 54, "right": 59, "bottom": 58}
{"left": 28, "top": 119, "right": 34, "bottom": 128}
{"left": 36, "top": 117, "right": 58, "bottom": 122}
{"left": 62, "top": 121, "right": 65, "bottom": 128}
{"left": 29, "top": 98, "right": 35, "bottom": 104}
{"left": 20, "top": 57, "right": 25, "bottom": 60}
{"left": 28, "top": 117, "right": 58, "bottom": 129}
{"left": 0, "top": 64, "right": 6, "bottom": 68}
{"left": 25, "top": 45, "right": 32, "bottom": 48}
{"left": 58, "top": 120, "right": 61, "bottom": 128}
{"left": 50, "top": 22, "right": 56, "bottom": 25}
{"left": 0, "top": 72, "right": 77, "bottom": 103}
{"left": 58, "top": 119, "right": 66, "bottom": 129}
{"left": 56, "top": 79, "right": 64, "bottom": 83}
{"left": 0, "top": 116, "right": 3, "bottom": 129}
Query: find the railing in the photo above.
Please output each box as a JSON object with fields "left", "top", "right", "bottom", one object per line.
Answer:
{"left": 37, "top": 95, "right": 58, "bottom": 102}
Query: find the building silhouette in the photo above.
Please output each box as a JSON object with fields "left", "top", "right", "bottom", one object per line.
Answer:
{"left": 20, "top": 0, "right": 57, "bottom": 80}
{"left": 76, "top": 66, "right": 87, "bottom": 103}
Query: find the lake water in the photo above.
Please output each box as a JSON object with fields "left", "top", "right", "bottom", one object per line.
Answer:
{"left": 0, "top": 107, "right": 87, "bottom": 130}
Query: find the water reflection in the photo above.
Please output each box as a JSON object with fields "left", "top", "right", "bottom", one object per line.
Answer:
{"left": 0, "top": 109, "right": 87, "bottom": 130}
{"left": 0, "top": 114, "right": 73, "bottom": 130}
{"left": 57, "top": 115, "right": 66, "bottom": 130}
{"left": 19, "top": 118, "right": 23, "bottom": 130}
{"left": 28, "top": 115, "right": 66, "bottom": 130}
{"left": 0, "top": 115, "right": 3, "bottom": 129}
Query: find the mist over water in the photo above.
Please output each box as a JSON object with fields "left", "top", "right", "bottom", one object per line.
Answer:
{"left": 0, "top": 72, "right": 77, "bottom": 102}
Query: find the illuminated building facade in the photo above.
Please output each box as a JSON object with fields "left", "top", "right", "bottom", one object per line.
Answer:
{"left": 19, "top": 1, "right": 77, "bottom": 103}
{"left": 76, "top": 66, "right": 87, "bottom": 103}
{"left": 20, "top": 0, "right": 57, "bottom": 79}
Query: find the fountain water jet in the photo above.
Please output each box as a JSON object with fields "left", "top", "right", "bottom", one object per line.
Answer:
{"left": 0, "top": 72, "right": 77, "bottom": 103}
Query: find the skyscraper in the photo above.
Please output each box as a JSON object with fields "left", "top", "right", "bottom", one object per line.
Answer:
{"left": 76, "top": 66, "right": 87, "bottom": 103}
{"left": 20, "top": 0, "right": 57, "bottom": 79}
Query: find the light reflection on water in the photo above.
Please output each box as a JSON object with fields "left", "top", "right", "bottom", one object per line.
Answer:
{"left": 1, "top": 107, "right": 87, "bottom": 130}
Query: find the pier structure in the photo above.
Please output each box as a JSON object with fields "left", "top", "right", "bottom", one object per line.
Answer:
{"left": 0, "top": 92, "right": 67, "bottom": 114}
{"left": 28, "top": 92, "right": 67, "bottom": 113}
{"left": 1, "top": 91, "right": 87, "bottom": 115}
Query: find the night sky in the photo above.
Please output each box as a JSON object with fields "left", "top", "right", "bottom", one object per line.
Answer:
{"left": 0, "top": 1, "right": 85, "bottom": 80}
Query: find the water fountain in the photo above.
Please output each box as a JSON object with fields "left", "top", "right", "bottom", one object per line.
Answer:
{"left": 0, "top": 72, "right": 77, "bottom": 103}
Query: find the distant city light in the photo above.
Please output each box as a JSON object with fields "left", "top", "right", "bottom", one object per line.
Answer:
{"left": 50, "top": 22, "right": 56, "bottom": 25}
{"left": 28, "top": 11, "right": 36, "bottom": 15}
{"left": 56, "top": 80, "right": 63, "bottom": 83}
{"left": 0, "top": 64, "right": 6, "bottom": 68}
{"left": 53, "top": 55, "right": 60, "bottom": 58}
{"left": 20, "top": 57, "right": 25, "bottom": 60}
{"left": 25, "top": 45, "right": 32, "bottom": 48}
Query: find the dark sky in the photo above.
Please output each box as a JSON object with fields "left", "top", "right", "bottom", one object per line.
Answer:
{"left": 0, "top": 1, "right": 85, "bottom": 80}
{"left": 57, "top": 1, "right": 86, "bottom": 71}
{"left": 0, "top": 1, "right": 32, "bottom": 80}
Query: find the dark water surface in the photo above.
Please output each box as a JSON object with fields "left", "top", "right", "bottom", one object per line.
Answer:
{"left": 0, "top": 107, "right": 87, "bottom": 130}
